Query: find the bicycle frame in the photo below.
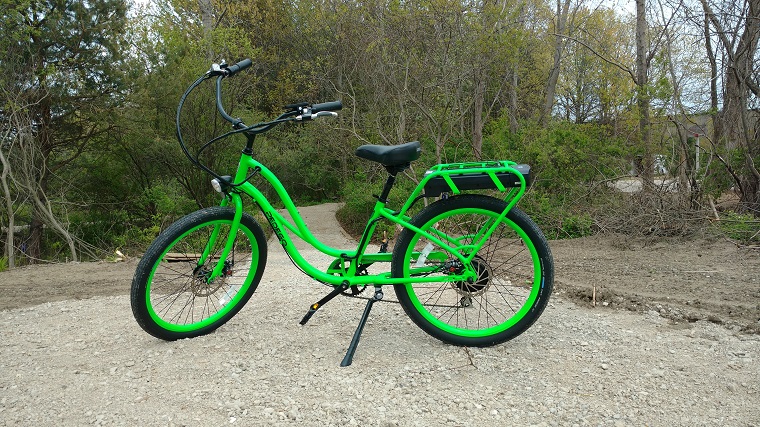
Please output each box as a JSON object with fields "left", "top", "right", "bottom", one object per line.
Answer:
{"left": 132, "top": 60, "right": 553, "bottom": 364}
{"left": 202, "top": 149, "right": 529, "bottom": 288}
{"left": 181, "top": 67, "right": 530, "bottom": 288}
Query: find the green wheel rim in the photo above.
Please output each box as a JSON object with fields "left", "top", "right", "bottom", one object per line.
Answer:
{"left": 145, "top": 220, "right": 260, "bottom": 332}
{"left": 403, "top": 207, "right": 542, "bottom": 338}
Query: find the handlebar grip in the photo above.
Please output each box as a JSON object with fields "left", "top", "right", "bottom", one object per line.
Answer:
{"left": 311, "top": 100, "right": 343, "bottom": 113}
{"left": 226, "top": 58, "right": 252, "bottom": 77}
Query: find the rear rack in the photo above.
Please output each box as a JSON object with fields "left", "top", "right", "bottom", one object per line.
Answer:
{"left": 420, "top": 161, "right": 531, "bottom": 197}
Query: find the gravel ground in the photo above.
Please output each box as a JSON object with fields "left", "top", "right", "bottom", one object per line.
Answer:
{"left": 1, "top": 204, "right": 758, "bottom": 426}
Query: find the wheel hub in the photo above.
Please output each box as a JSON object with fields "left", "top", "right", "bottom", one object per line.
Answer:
{"left": 451, "top": 256, "right": 492, "bottom": 297}
{"left": 190, "top": 261, "right": 232, "bottom": 296}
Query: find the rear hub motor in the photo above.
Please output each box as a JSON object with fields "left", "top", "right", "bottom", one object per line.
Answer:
{"left": 452, "top": 255, "right": 492, "bottom": 297}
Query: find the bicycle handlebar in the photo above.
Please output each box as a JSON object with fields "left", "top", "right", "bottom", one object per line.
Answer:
{"left": 175, "top": 59, "right": 342, "bottom": 185}
{"left": 185, "top": 58, "right": 343, "bottom": 140}
{"left": 311, "top": 100, "right": 342, "bottom": 113}
{"left": 225, "top": 58, "right": 252, "bottom": 77}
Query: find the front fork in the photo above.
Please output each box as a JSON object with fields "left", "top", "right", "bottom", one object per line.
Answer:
{"left": 198, "top": 193, "right": 244, "bottom": 283}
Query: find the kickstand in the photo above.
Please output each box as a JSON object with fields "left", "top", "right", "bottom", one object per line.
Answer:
{"left": 300, "top": 282, "right": 349, "bottom": 325}
{"left": 341, "top": 286, "right": 383, "bottom": 367}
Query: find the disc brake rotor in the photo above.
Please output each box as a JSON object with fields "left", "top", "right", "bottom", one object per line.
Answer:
{"left": 451, "top": 255, "right": 492, "bottom": 297}
{"left": 190, "top": 261, "right": 231, "bottom": 296}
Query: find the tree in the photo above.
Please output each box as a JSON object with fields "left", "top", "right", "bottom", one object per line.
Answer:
{"left": 554, "top": 7, "right": 635, "bottom": 125}
{"left": 541, "top": 0, "right": 581, "bottom": 125}
{"left": 635, "top": 0, "right": 657, "bottom": 186}
{"left": 0, "top": 83, "right": 36, "bottom": 268}
{"left": 1, "top": 0, "right": 129, "bottom": 262}
{"left": 700, "top": 0, "right": 760, "bottom": 213}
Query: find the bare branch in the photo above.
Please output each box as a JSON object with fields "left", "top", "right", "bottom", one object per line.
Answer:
{"left": 555, "top": 32, "right": 637, "bottom": 83}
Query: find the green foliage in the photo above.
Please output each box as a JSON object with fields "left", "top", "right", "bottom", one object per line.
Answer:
{"left": 0, "top": 256, "right": 7, "bottom": 273}
{"left": 2, "top": 0, "right": 743, "bottom": 265}
{"left": 255, "top": 124, "right": 356, "bottom": 204}
{"left": 486, "top": 120, "right": 631, "bottom": 189}
{"left": 481, "top": 120, "right": 631, "bottom": 238}
{"left": 517, "top": 192, "right": 596, "bottom": 239}
{"left": 716, "top": 212, "right": 760, "bottom": 243}
{"left": 336, "top": 121, "right": 632, "bottom": 241}
{"left": 554, "top": 6, "right": 636, "bottom": 124}
{"left": 66, "top": 180, "right": 197, "bottom": 256}
{"left": 0, "top": 0, "right": 131, "bottom": 261}
{"left": 562, "top": 213, "right": 595, "bottom": 238}
{"left": 335, "top": 165, "right": 419, "bottom": 241}
{"left": 336, "top": 179, "right": 378, "bottom": 239}
{"left": 138, "top": 182, "right": 198, "bottom": 223}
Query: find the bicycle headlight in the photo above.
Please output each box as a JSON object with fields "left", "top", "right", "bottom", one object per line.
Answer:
{"left": 211, "top": 178, "right": 223, "bottom": 193}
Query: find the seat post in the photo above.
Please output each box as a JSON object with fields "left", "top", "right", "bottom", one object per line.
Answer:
{"left": 377, "top": 174, "right": 396, "bottom": 203}
{"left": 378, "top": 162, "right": 409, "bottom": 202}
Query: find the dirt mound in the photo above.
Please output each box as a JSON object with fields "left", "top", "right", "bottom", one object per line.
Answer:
{"left": 550, "top": 234, "right": 760, "bottom": 333}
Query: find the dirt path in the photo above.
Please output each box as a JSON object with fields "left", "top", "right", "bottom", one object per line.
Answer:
{"left": 2, "top": 204, "right": 757, "bottom": 331}
{"left": 1, "top": 203, "right": 758, "bottom": 426}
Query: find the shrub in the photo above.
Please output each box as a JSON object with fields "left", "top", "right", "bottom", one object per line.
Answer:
{"left": 336, "top": 166, "right": 420, "bottom": 241}
{"left": 716, "top": 211, "right": 760, "bottom": 243}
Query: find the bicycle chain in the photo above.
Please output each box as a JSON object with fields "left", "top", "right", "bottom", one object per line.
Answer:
{"left": 316, "top": 251, "right": 447, "bottom": 305}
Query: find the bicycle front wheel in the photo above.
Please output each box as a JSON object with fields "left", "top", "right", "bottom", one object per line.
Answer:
{"left": 391, "top": 195, "right": 553, "bottom": 347}
{"left": 131, "top": 207, "right": 267, "bottom": 340}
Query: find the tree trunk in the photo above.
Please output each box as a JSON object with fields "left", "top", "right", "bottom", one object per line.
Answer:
{"left": 0, "top": 146, "right": 15, "bottom": 268}
{"left": 658, "top": 0, "right": 698, "bottom": 207}
{"left": 541, "top": 0, "right": 571, "bottom": 126}
{"left": 509, "top": 66, "right": 519, "bottom": 134}
{"left": 24, "top": 94, "right": 79, "bottom": 263}
{"left": 27, "top": 95, "right": 52, "bottom": 263}
{"left": 472, "top": 71, "right": 485, "bottom": 160}
{"left": 198, "top": 0, "right": 215, "bottom": 60}
{"left": 731, "top": 0, "right": 760, "bottom": 211}
{"left": 701, "top": 0, "right": 760, "bottom": 212}
{"left": 30, "top": 185, "right": 78, "bottom": 262}
{"left": 635, "top": 0, "right": 654, "bottom": 188}
{"left": 703, "top": 13, "right": 721, "bottom": 144}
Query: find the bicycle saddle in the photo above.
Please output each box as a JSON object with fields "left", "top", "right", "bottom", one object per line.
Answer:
{"left": 355, "top": 141, "right": 421, "bottom": 166}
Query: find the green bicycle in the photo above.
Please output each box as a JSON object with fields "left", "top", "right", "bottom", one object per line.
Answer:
{"left": 130, "top": 59, "right": 554, "bottom": 366}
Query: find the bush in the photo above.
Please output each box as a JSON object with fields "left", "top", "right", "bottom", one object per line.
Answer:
{"left": 480, "top": 119, "right": 634, "bottom": 239}
{"left": 336, "top": 165, "right": 421, "bottom": 241}
{"left": 716, "top": 211, "right": 760, "bottom": 243}
{"left": 518, "top": 192, "right": 596, "bottom": 239}
{"left": 336, "top": 179, "right": 377, "bottom": 238}
{"left": 255, "top": 125, "right": 358, "bottom": 205}
{"left": 337, "top": 121, "right": 630, "bottom": 242}
{"left": 486, "top": 120, "right": 631, "bottom": 191}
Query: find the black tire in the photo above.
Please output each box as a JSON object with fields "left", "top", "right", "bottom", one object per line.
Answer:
{"left": 391, "top": 195, "right": 553, "bottom": 346}
{"left": 131, "top": 207, "right": 267, "bottom": 340}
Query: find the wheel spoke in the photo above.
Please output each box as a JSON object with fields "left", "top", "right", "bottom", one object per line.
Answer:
{"left": 394, "top": 196, "right": 552, "bottom": 344}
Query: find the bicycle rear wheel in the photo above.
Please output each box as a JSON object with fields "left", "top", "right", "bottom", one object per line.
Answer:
{"left": 391, "top": 195, "right": 553, "bottom": 347}
{"left": 131, "top": 207, "right": 267, "bottom": 340}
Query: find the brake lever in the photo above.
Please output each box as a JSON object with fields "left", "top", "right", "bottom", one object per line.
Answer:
{"left": 296, "top": 111, "right": 339, "bottom": 121}
{"left": 208, "top": 61, "right": 228, "bottom": 77}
